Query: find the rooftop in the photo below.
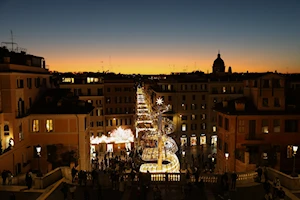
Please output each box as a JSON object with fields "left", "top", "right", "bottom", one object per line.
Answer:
{"left": 30, "top": 88, "right": 94, "bottom": 114}
{"left": 214, "top": 96, "right": 300, "bottom": 115}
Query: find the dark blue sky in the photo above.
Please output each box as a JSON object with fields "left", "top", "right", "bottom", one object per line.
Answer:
{"left": 0, "top": 0, "right": 299, "bottom": 74}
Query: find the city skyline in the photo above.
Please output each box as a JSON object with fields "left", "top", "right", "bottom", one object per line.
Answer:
{"left": 0, "top": 0, "right": 299, "bottom": 74}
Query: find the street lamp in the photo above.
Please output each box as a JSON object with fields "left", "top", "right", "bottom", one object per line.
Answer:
{"left": 36, "top": 145, "right": 42, "bottom": 176}
{"left": 292, "top": 145, "right": 298, "bottom": 177}
{"left": 225, "top": 152, "right": 229, "bottom": 172}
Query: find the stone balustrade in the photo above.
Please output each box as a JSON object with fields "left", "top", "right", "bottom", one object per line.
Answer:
{"left": 267, "top": 167, "right": 300, "bottom": 191}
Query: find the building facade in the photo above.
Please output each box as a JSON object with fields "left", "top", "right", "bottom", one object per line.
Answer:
{"left": 215, "top": 73, "right": 300, "bottom": 173}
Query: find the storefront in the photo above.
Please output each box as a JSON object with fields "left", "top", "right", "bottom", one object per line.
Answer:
{"left": 200, "top": 134, "right": 206, "bottom": 145}
{"left": 180, "top": 135, "right": 187, "bottom": 146}
{"left": 190, "top": 134, "right": 197, "bottom": 146}
{"left": 90, "top": 127, "right": 134, "bottom": 155}
{"left": 211, "top": 135, "right": 217, "bottom": 146}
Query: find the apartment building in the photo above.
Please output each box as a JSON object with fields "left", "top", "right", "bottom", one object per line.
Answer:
{"left": 215, "top": 73, "right": 300, "bottom": 173}
{"left": 145, "top": 54, "right": 245, "bottom": 148}
{"left": 0, "top": 46, "right": 52, "bottom": 174}
{"left": 59, "top": 73, "right": 136, "bottom": 153}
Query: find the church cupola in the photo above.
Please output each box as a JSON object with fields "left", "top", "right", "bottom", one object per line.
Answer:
{"left": 212, "top": 52, "right": 226, "bottom": 73}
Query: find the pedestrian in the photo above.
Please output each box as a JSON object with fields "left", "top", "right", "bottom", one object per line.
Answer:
{"left": 1, "top": 170, "right": 8, "bottom": 185}
{"left": 7, "top": 171, "right": 13, "bottom": 185}
{"left": 71, "top": 166, "right": 77, "bottom": 183}
{"left": 9, "top": 193, "right": 16, "bottom": 200}
{"left": 61, "top": 183, "right": 69, "bottom": 200}
{"left": 92, "top": 169, "right": 98, "bottom": 186}
{"left": 69, "top": 184, "right": 76, "bottom": 200}
{"left": 119, "top": 176, "right": 125, "bottom": 198}
{"left": 231, "top": 171, "right": 238, "bottom": 190}
{"left": 98, "top": 184, "right": 103, "bottom": 200}
{"left": 84, "top": 187, "right": 90, "bottom": 200}
{"left": 25, "top": 171, "right": 33, "bottom": 189}
{"left": 256, "top": 166, "right": 263, "bottom": 182}
{"left": 277, "top": 187, "right": 286, "bottom": 200}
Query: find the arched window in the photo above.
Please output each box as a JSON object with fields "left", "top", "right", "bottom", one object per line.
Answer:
{"left": 4, "top": 124, "right": 9, "bottom": 135}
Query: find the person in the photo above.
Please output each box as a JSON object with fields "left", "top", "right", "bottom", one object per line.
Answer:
{"left": 264, "top": 191, "right": 273, "bottom": 200}
{"left": 69, "top": 184, "right": 76, "bottom": 200}
{"left": 92, "top": 169, "right": 98, "bottom": 186}
{"left": 61, "top": 183, "right": 69, "bottom": 200}
{"left": 84, "top": 187, "right": 90, "bottom": 200}
{"left": 277, "top": 187, "right": 286, "bottom": 200}
{"left": 9, "top": 193, "right": 16, "bottom": 200}
{"left": 98, "top": 184, "right": 103, "bottom": 200}
{"left": 71, "top": 166, "right": 77, "bottom": 183}
{"left": 231, "top": 171, "right": 238, "bottom": 190}
{"left": 1, "top": 170, "right": 8, "bottom": 185}
{"left": 25, "top": 171, "right": 33, "bottom": 189}
{"left": 119, "top": 176, "right": 125, "bottom": 198}
{"left": 7, "top": 171, "right": 13, "bottom": 185}
{"left": 256, "top": 166, "right": 263, "bottom": 182}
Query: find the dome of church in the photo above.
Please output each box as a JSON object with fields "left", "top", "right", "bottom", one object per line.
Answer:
{"left": 212, "top": 53, "right": 225, "bottom": 73}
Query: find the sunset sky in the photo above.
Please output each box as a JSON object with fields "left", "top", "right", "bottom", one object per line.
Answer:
{"left": 0, "top": 0, "right": 299, "bottom": 74}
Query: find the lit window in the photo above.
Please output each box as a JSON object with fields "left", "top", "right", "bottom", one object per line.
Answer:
{"left": 223, "top": 87, "right": 226, "bottom": 93}
{"left": 181, "top": 124, "right": 186, "bottom": 132}
{"left": 261, "top": 120, "right": 268, "bottom": 134}
{"left": 273, "top": 119, "right": 280, "bottom": 132}
{"left": 202, "top": 114, "right": 206, "bottom": 120}
{"left": 191, "top": 114, "right": 196, "bottom": 120}
{"left": 33, "top": 120, "right": 39, "bottom": 132}
{"left": 213, "top": 126, "right": 217, "bottom": 132}
{"left": 46, "top": 119, "right": 53, "bottom": 132}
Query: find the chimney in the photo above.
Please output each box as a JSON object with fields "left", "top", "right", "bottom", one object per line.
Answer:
{"left": 222, "top": 100, "right": 228, "bottom": 107}
{"left": 235, "top": 100, "right": 245, "bottom": 111}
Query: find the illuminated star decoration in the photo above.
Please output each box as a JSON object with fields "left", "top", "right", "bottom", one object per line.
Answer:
{"left": 156, "top": 97, "right": 164, "bottom": 105}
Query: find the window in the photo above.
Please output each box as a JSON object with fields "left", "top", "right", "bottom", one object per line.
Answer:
{"left": 33, "top": 120, "right": 39, "bottom": 132}
{"left": 90, "top": 121, "right": 94, "bottom": 127}
{"left": 230, "top": 86, "right": 235, "bottom": 93}
{"left": 285, "top": 120, "right": 298, "bottom": 132}
{"left": 46, "top": 119, "right": 53, "bottom": 132}
{"left": 181, "top": 115, "right": 187, "bottom": 120}
{"left": 273, "top": 79, "right": 280, "bottom": 88}
{"left": 238, "top": 120, "right": 245, "bottom": 133}
{"left": 27, "top": 78, "right": 32, "bottom": 88}
{"left": 201, "top": 114, "right": 206, "bottom": 120}
{"left": 97, "top": 121, "right": 103, "bottom": 127}
{"left": 261, "top": 120, "right": 268, "bottom": 134}
{"left": 273, "top": 119, "right": 280, "bottom": 132}
{"left": 274, "top": 98, "right": 280, "bottom": 107}
{"left": 213, "top": 126, "right": 217, "bottom": 132}
{"left": 222, "top": 86, "right": 226, "bottom": 93}
{"left": 218, "top": 115, "right": 223, "bottom": 127}
{"left": 191, "top": 124, "right": 197, "bottom": 130}
{"left": 201, "top": 123, "right": 206, "bottom": 130}
{"left": 192, "top": 95, "right": 196, "bottom": 101}
{"left": 182, "top": 95, "right": 186, "bottom": 101}
{"left": 87, "top": 88, "right": 91, "bottom": 95}
{"left": 97, "top": 88, "right": 103, "bottom": 95}
{"left": 213, "top": 98, "right": 217, "bottom": 103}
{"left": 17, "top": 79, "right": 24, "bottom": 88}
{"left": 191, "top": 104, "right": 196, "bottom": 110}
{"left": 201, "top": 104, "right": 206, "bottom": 109}
{"left": 202, "top": 95, "right": 205, "bottom": 100}
{"left": 191, "top": 114, "right": 196, "bottom": 120}
{"left": 181, "top": 124, "right": 187, "bottom": 132}
{"left": 224, "top": 118, "right": 229, "bottom": 131}
{"left": 263, "top": 79, "right": 269, "bottom": 88}
{"left": 262, "top": 98, "right": 269, "bottom": 107}
{"left": 4, "top": 124, "right": 9, "bottom": 135}
{"left": 19, "top": 123, "right": 23, "bottom": 141}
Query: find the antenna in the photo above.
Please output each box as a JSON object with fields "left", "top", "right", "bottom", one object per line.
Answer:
{"left": 10, "top": 30, "right": 14, "bottom": 51}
